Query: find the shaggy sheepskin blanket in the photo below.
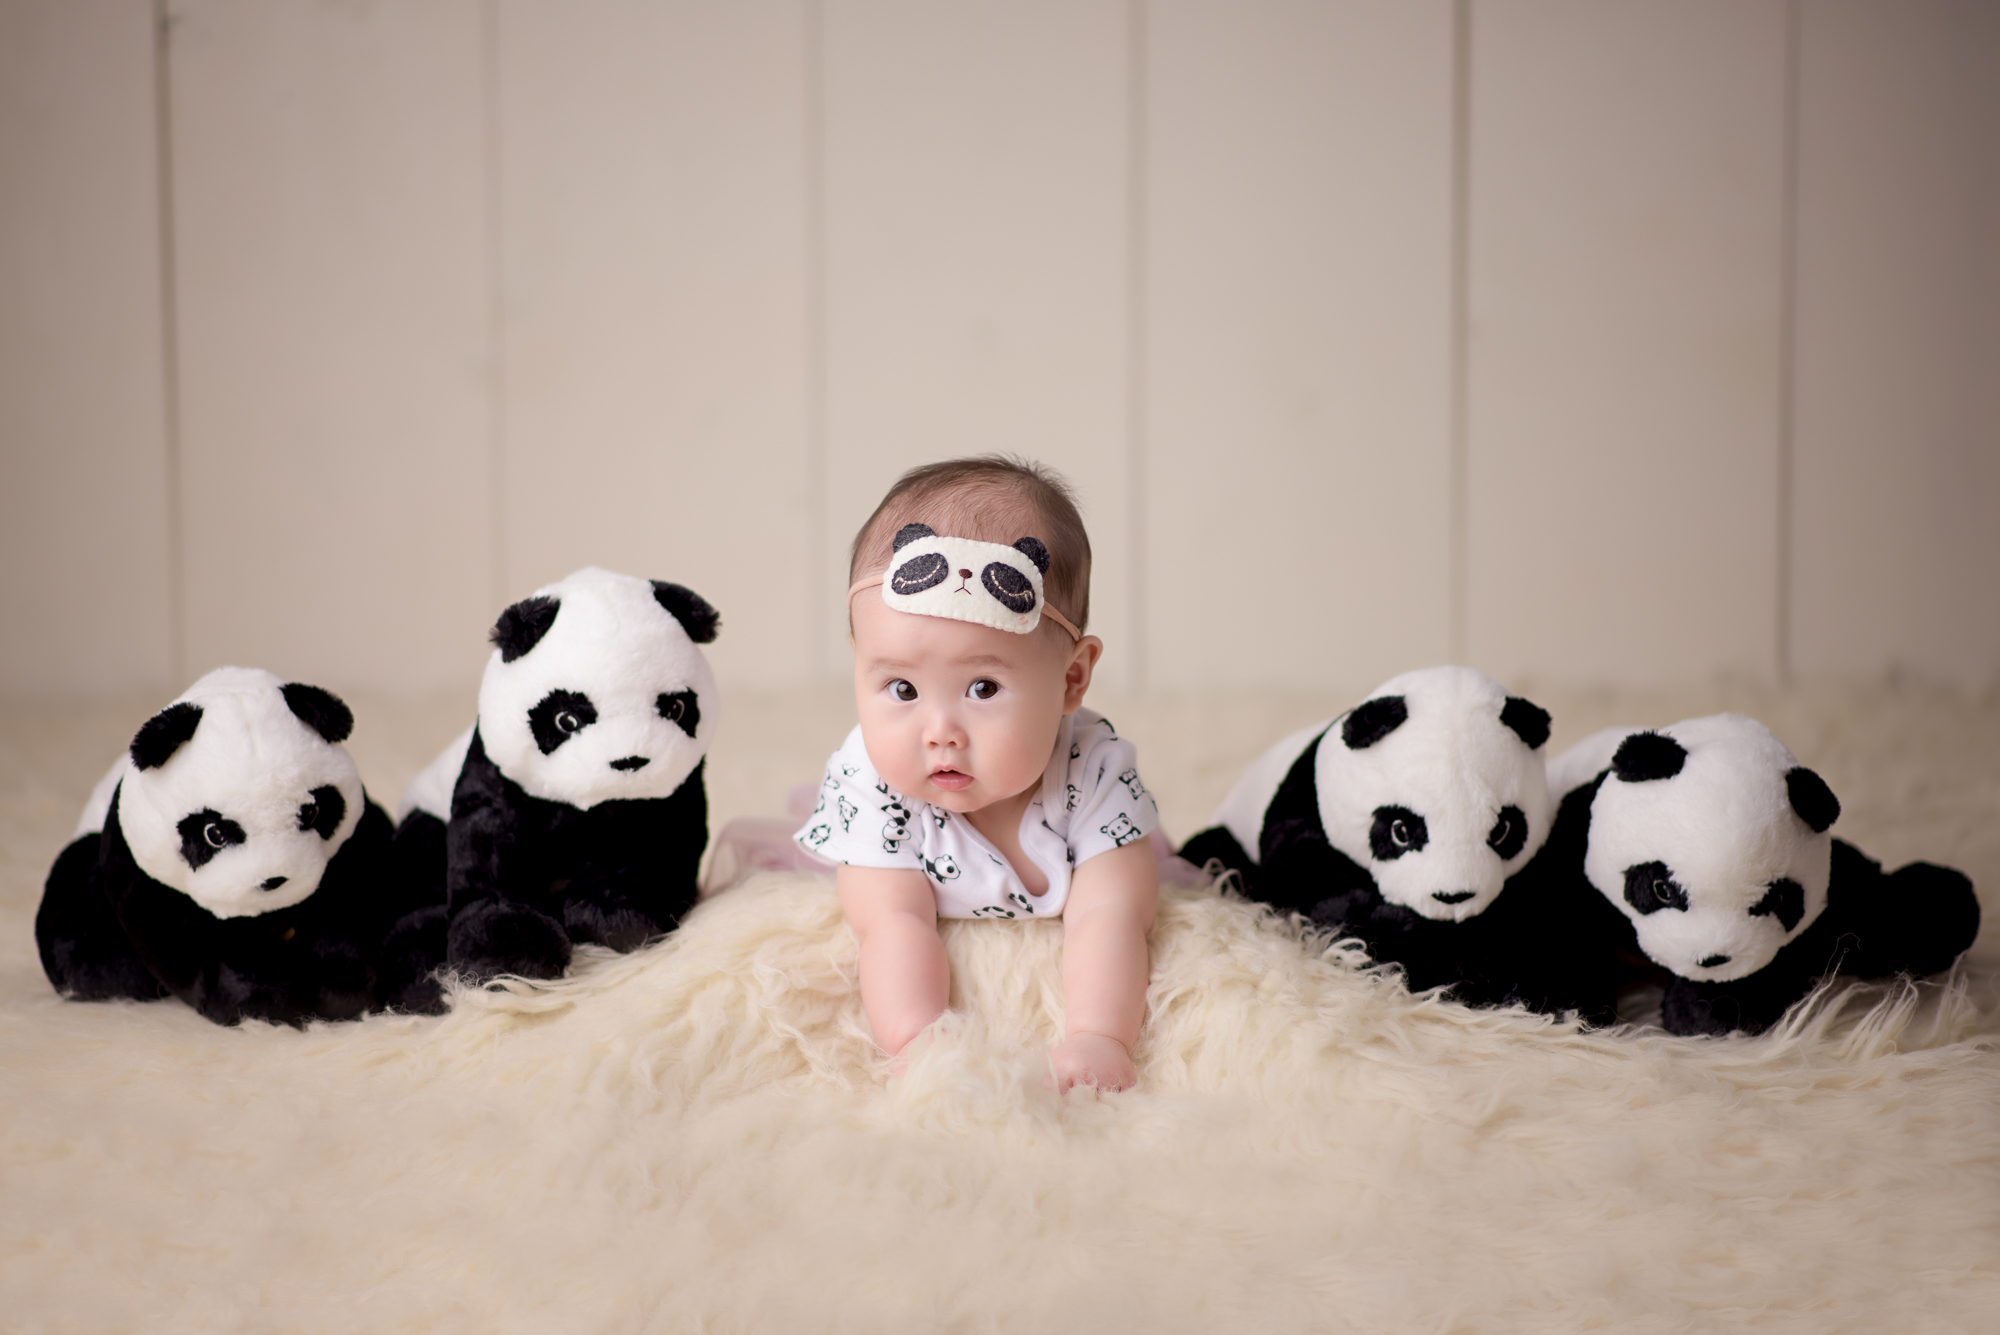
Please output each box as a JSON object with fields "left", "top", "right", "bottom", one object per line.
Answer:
{"left": 3, "top": 685, "right": 1997, "bottom": 1332}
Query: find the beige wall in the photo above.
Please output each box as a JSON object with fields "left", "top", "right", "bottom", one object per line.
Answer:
{"left": 0, "top": 0, "right": 174, "bottom": 698}
{"left": 2, "top": 0, "right": 1994, "bottom": 703}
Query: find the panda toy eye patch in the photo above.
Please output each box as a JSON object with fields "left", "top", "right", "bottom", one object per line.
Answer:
{"left": 656, "top": 689, "right": 700, "bottom": 738}
{"left": 177, "top": 809, "right": 246, "bottom": 869}
{"left": 1486, "top": 805, "right": 1528, "bottom": 860}
{"left": 1748, "top": 877, "right": 1806, "bottom": 932}
{"left": 528, "top": 690, "right": 598, "bottom": 755}
{"left": 1623, "top": 861, "right": 1689, "bottom": 914}
{"left": 1368, "top": 806, "right": 1429, "bottom": 861}
{"left": 296, "top": 785, "right": 347, "bottom": 839}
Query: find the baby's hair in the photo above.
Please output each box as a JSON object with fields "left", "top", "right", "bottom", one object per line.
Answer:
{"left": 850, "top": 455, "right": 1093, "bottom": 632}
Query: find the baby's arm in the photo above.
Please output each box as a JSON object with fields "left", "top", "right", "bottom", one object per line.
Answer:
{"left": 838, "top": 864, "right": 947, "bottom": 1059}
{"left": 1052, "top": 839, "right": 1159, "bottom": 1092}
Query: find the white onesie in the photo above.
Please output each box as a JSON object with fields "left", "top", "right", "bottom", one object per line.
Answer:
{"left": 792, "top": 708, "right": 1160, "bottom": 919}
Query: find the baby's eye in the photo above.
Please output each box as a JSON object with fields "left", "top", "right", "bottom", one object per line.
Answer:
{"left": 967, "top": 679, "right": 1000, "bottom": 701}
{"left": 889, "top": 679, "right": 918, "bottom": 703}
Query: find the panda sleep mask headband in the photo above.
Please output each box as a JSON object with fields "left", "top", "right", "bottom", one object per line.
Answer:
{"left": 849, "top": 523, "right": 1081, "bottom": 641}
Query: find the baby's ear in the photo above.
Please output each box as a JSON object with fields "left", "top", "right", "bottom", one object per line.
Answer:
{"left": 1012, "top": 537, "right": 1050, "bottom": 574}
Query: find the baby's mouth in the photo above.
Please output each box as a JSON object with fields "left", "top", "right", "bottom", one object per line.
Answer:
{"left": 929, "top": 768, "right": 973, "bottom": 792}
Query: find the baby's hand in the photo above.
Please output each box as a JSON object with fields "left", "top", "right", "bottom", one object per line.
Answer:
{"left": 1048, "top": 1031, "right": 1136, "bottom": 1094}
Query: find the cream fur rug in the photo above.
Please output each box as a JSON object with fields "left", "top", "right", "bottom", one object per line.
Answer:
{"left": 4, "top": 685, "right": 1998, "bottom": 1332}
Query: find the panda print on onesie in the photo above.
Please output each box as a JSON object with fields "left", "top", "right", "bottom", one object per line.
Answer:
{"left": 797, "top": 709, "right": 1158, "bottom": 921}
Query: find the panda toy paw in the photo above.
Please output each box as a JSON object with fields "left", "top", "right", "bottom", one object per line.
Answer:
{"left": 35, "top": 827, "right": 169, "bottom": 1004}
{"left": 446, "top": 898, "right": 573, "bottom": 983}
{"left": 1825, "top": 850, "right": 1979, "bottom": 981}
{"left": 1658, "top": 970, "right": 1807, "bottom": 1038}
{"left": 374, "top": 903, "right": 452, "bottom": 1013}
{"left": 558, "top": 875, "right": 671, "bottom": 954}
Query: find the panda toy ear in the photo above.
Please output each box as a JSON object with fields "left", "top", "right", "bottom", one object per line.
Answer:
{"left": 491, "top": 595, "right": 560, "bottom": 662}
{"left": 130, "top": 701, "right": 203, "bottom": 770}
{"left": 892, "top": 523, "right": 935, "bottom": 551}
{"left": 1341, "top": 696, "right": 1408, "bottom": 750}
{"left": 281, "top": 682, "right": 354, "bottom": 744}
{"left": 1612, "top": 731, "right": 1687, "bottom": 782}
{"left": 1785, "top": 766, "right": 1840, "bottom": 833}
{"left": 1499, "top": 696, "right": 1551, "bottom": 750}
{"left": 1011, "top": 536, "right": 1051, "bottom": 574}
{"left": 651, "top": 581, "right": 721, "bottom": 644}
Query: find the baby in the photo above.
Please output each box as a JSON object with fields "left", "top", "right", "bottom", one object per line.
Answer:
{"left": 795, "top": 457, "right": 1161, "bottom": 1092}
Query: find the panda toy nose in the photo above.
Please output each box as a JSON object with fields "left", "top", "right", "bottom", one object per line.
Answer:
{"left": 1698, "top": 953, "right": 1731, "bottom": 968}
{"left": 610, "top": 755, "right": 651, "bottom": 772}
{"left": 260, "top": 876, "right": 288, "bottom": 891}
{"left": 958, "top": 568, "right": 972, "bottom": 579}
{"left": 1432, "top": 890, "right": 1475, "bottom": 905}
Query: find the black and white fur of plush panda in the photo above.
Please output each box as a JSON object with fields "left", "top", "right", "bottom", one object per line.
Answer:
{"left": 1180, "top": 666, "right": 1610, "bottom": 1018}
{"left": 1547, "top": 714, "right": 1980, "bottom": 1036}
{"left": 393, "top": 566, "right": 721, "bottom": 985}
{"left": 34, "top": 667, "right": 407, "bottom": 1026}
{"left": 374, "top": 725, "right": 472, "bottom": 1011}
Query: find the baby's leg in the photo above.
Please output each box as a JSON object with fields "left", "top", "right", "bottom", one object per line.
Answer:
{"left": 837, "top": 865, "right": 947, "bottom": 1058}
{"left": 1052, "top": 839, "right": 1159, "bottom": 1092}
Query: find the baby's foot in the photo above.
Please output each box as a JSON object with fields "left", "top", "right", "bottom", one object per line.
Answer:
{"left": 1048, "top": 1031, "right": 1136, "bottom": 1094}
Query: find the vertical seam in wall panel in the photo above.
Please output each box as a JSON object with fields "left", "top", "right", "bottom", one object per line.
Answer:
{"left": 482, "top": 0, "right": 508, "bottom": 606}
{"left": 1127, "top": 0, "right": 1148, "bottom": 691}
{"left": 153, "top": 0, "right": 186, "bottom": 686}
{"left": 1776, "top": 0, "right": 1801, "bottom": 684}
{"left": 1447, "top": 0, "right": 1472, "bottom": 666}
{"left": 805, "top": 0, "right": 827, "bottom": 680}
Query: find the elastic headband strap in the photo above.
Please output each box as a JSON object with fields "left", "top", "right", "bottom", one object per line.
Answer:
{"left": 848, "top": 577, "right": 1082, "bottom": 643}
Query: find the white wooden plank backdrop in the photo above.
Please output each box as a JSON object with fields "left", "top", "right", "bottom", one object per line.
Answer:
{"left": 1464, "top": 0, "right": 1788, "bottom": 686}
{"left": 1789, "top": 0, "right": 2000, "bottom": 683}
{"left": 0, "top": 0, "right": 174, "bottom": 698}
{"left": 1145, "top": 0, "right": 1455, "bottom": 692}
{"left": 819, "top": 0, "right": 1135, "bottom": 686}
{"left": 167, "top": 0, "right": 495, "bottom": 695}
{"left": 1, "top": 0, "right": 1994, "bottom": 702}
{"left": 496, "top": 0, "right": 813, "bottom": 692}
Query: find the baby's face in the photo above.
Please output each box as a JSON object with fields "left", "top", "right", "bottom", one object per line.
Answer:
{"left": 850, "top": 593, "right": 1098, "bottom": 814}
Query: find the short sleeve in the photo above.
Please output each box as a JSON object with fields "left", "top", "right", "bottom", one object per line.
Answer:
{"left": 793, "top": 727, "right": 924, "bottom": 869}
{"left": 1067, "top": 724, "right": 1160, "bottom": 869}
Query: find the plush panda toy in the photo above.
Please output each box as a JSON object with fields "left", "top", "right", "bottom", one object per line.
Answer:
{"left": 34, "top": 667, "right": 412, "bottom": 1027}
{"left": 394, "top": 566, "right": 720, "bottom": 984}
{"left": 1546, "top": 714, "right": 1982, "bottom": 1036}
{"left": 1180, "top": 666, "right": 1612, "bottom": 1019}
